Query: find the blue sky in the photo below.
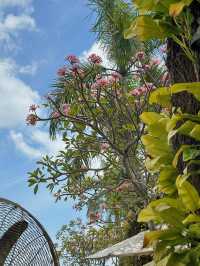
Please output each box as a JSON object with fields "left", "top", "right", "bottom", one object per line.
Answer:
{"left": 0, "top": 0, "right": 103, "bottom": 241}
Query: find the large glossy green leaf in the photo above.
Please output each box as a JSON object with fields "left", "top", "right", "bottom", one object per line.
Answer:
{"left": 140, "top": 112, "right": 164, "bottom": 125}
{"left": 169, "top": 0, "right": 192, "bottom": 17}
{"left": 149, "top": 87, "right": 171, "bottom": 107}
{"left": 144, "top": 228, "right": 182, "bottom": 247}
{"left": 183, "top": 214, "right": 200, "bottom": 224}
{"left": 170, "top": 82, "right": 200, "bottom": 101}
{"left": 183, "top": 148, "right": 200, "bottom": 162}
{"left": 158, "top": 167, "right": 177, "bottom": 194}
{"left": 124, "top": 16, "right": 168, "bottom": 40}
{"left": 188, "top": 223, "right": 200, "bottom": 239}
{"left": 176, "top": 176, "right": 200, "bottom": 212}
{"left": 190, "top": 125, "right": 200, "bottom": 141}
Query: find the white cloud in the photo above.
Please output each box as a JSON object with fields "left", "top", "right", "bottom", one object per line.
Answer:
{"left": 0, "top": 14, "right": 36, "bottom": 48}
{"left": 0, "top": 0, "right": 36, "bottom": 49}
{"left": 18, "top": 61, "right": 38, "bottom": 75}
{"left": 0, "top": 0, "right": 32, "bottom": 8}
{"left": 81, "top": 42, "right": 113, "bottom": 68}
{"left": 10, "top": 129, "right": 65, "bottom": 159}
{"left": 0, "top": 58, "right": 39, "bottom": 128}
{"left": 10, "top": 130, "right": 42, "bottom": 158}
{"left": 2, "top": 14, "right": 35, "bottom": 30}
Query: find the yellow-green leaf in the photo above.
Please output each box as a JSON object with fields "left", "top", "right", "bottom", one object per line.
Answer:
{"left": 176, "top": 176, "right": 200, "bottom": 211}
{"left": 124, "top": 16, "right": 167, "bottom": 41}
{"left": 170, "top": 82, "right": 200, "bottom": 101}
{"left": 158, "top": 167, "right": 177, "bottom": 194}
{"left": 190, "top": 124, "right": 200, "bottom": 141}
{"left": 169, "top": 2, "right": 185, "bottom": 17}
{"left": 183, "top": 214, "right": 200, "bottom": 224}
{"left": 138, "top": 206, "right": 161, "bottom": 222}
{"left": 149, "top": 87, "right": 171, "bottom": 107}
{"left": 140, "top": 112, "right": 163, "bottom": 125}
{"left": 169, "top": 0, "right": 193, "bottom": 17}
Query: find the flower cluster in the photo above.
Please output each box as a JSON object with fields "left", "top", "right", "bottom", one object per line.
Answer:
{"left": 88, "top": 212, "right": 101, "bottom": 224}
{"left": 110, "top": 72, "right": 122, "bottom": 82}
{"left": 26, "top": 104, "right": 39, "bottom": 125}
{"left": 130, "top": 83, "right": 155, "bottom": 97}
{"left": 51, "top": 103, "right": 71, "bottom": 119}
{"left": 26, "top": 114, "right": 38, "bottom": 126}
{"left": 57, "top": 67, "right": 67, "bottom": 76}
{"left": 88, "top": 53, "right": 102, "bottom": 64}
{"left": 136, "top": 51, "right": 145, "bottom": 60}
{"left": 100, "top": 142, "right": 109, "bottom": 152}
{"left": 66, "top": 55, "right": 80, "bottom": 64}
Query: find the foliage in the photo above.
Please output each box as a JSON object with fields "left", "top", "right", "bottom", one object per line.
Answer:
{"left": 139, "top": 83, "right": 200, "bottom": 265}
{"left": 125, "top": 0, "right": 196, "bottom": 62}
{"left": 27, "top": 36, "right": 168, "bottom": 266}
{"left": 27, "top": 1, "right": 171, "bottom": 264}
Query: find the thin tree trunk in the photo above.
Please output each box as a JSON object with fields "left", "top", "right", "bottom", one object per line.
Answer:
{"left": 166, "top": 0, "right": 200, "bottom": 193}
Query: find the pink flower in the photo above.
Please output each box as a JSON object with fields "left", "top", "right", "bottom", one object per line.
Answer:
{"left": 146, "top": 83, "right": 155, "bottom": 91}
{"left": 26, "top": 114, "right": 38, "bottom": 125}
{"left": 111, "top": 72, "right": 122, "bottom": 81}
{"left": 143, "top": 64, "right": 150, "bottom": 71}
{"left": 100, "top": 143, "right": 109, "bottom": 151}
{"left": 57, "top": 67, "right": 66, "bottom": 76}
{"left": 71, "top": 64, "right": 80, "bottom": 74}
{"left": 29, "top": 104, "right": 38, "bottom": 112}
{"left": 130, "top": 87, "right": 144, "bottom": 96}
{"left": 62, "top": 103, "right": 70, "bottom": 116}
{"left": 136, "top": 51, "right": 145, "bottom": 60}
{"left": 151, "top": 58, "right": 161, "bottom": 66}
{"left": 88, "top": 53, "right": 102, "bottom": 64}
{"left": 51, "top": 111, "right": 61, "bottom": 118}
{"left": 89, "top": 212, "right": 100, "bottom": 224}
{"left": 66, "top": 54, "right": 80, "bottom": 64}
{"left": 96, "top": 78, "right": 109, "bottom": 88}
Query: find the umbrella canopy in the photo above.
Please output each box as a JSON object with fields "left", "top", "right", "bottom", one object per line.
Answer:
{"left": 87, "top": 231, "right": 153, "bottom": 259}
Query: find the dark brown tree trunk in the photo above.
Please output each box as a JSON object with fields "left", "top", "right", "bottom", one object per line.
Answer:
{"left": 166, "top": 0, "right": 200, "bottom": 193}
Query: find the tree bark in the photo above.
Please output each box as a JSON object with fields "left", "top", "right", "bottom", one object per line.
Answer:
{"left": 166, "top": 0, "right": 200, "bottom": 193}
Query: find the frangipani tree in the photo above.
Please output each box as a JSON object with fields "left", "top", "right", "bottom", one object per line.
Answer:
{"left": 27, "top": 0, "right": 169, "bottom": 264}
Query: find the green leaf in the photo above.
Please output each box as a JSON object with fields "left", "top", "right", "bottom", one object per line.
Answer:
{"left": 158, "top": 167, "right": 177, "bottom": 194}
{"left": 134, "top": 0, "right": 156, "bottom": 12}
{"left": 171, "top": 82, "right": 200, "bottom": 101}
{"left": 183, "top": 148, "right": 200, "bottom": 162}
{"left": 190, "top": 125, "right": 200, "bottom": 141}
{"left": 176, "top": 176, "right": 200, "bottom": 212}
{"left": 149, "top": 87, "right": 171, "bottom": 107}
{"left": 166, "top": 252, "right": 187, "bottom": 266}
{"left": 124, "top": 16, "right": 168, "bottom": 40}
{"left": 183, "top": 214, "right": 200, "bottom": 224}
{"left": 159, "top": 207, "right": 185, "bottom": 229}
{"left": 34, "top": 184, "right": 39, "bottom": 195}
{"left": 173, "top": 145, "right": 190, "bottom": 168}
{"left": 169, "top": 0, "right": 192, "bottom": 17}
{"left": 149, "top": 198, "right": 182, "bottom": 210}
{"left": 189, "top": 223, "right": 200, "bottom": 239}
{"left": 144, "top": 229, "right": 181, "bottom": 247}
{"left": 138, "top": 206, "right": 161, "bottom": 223}
{"left": 178, "top": 121, "right": 197, "bottom": 135}
{"left": 140, "top": 112, "right": 164, "bottom": 125}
